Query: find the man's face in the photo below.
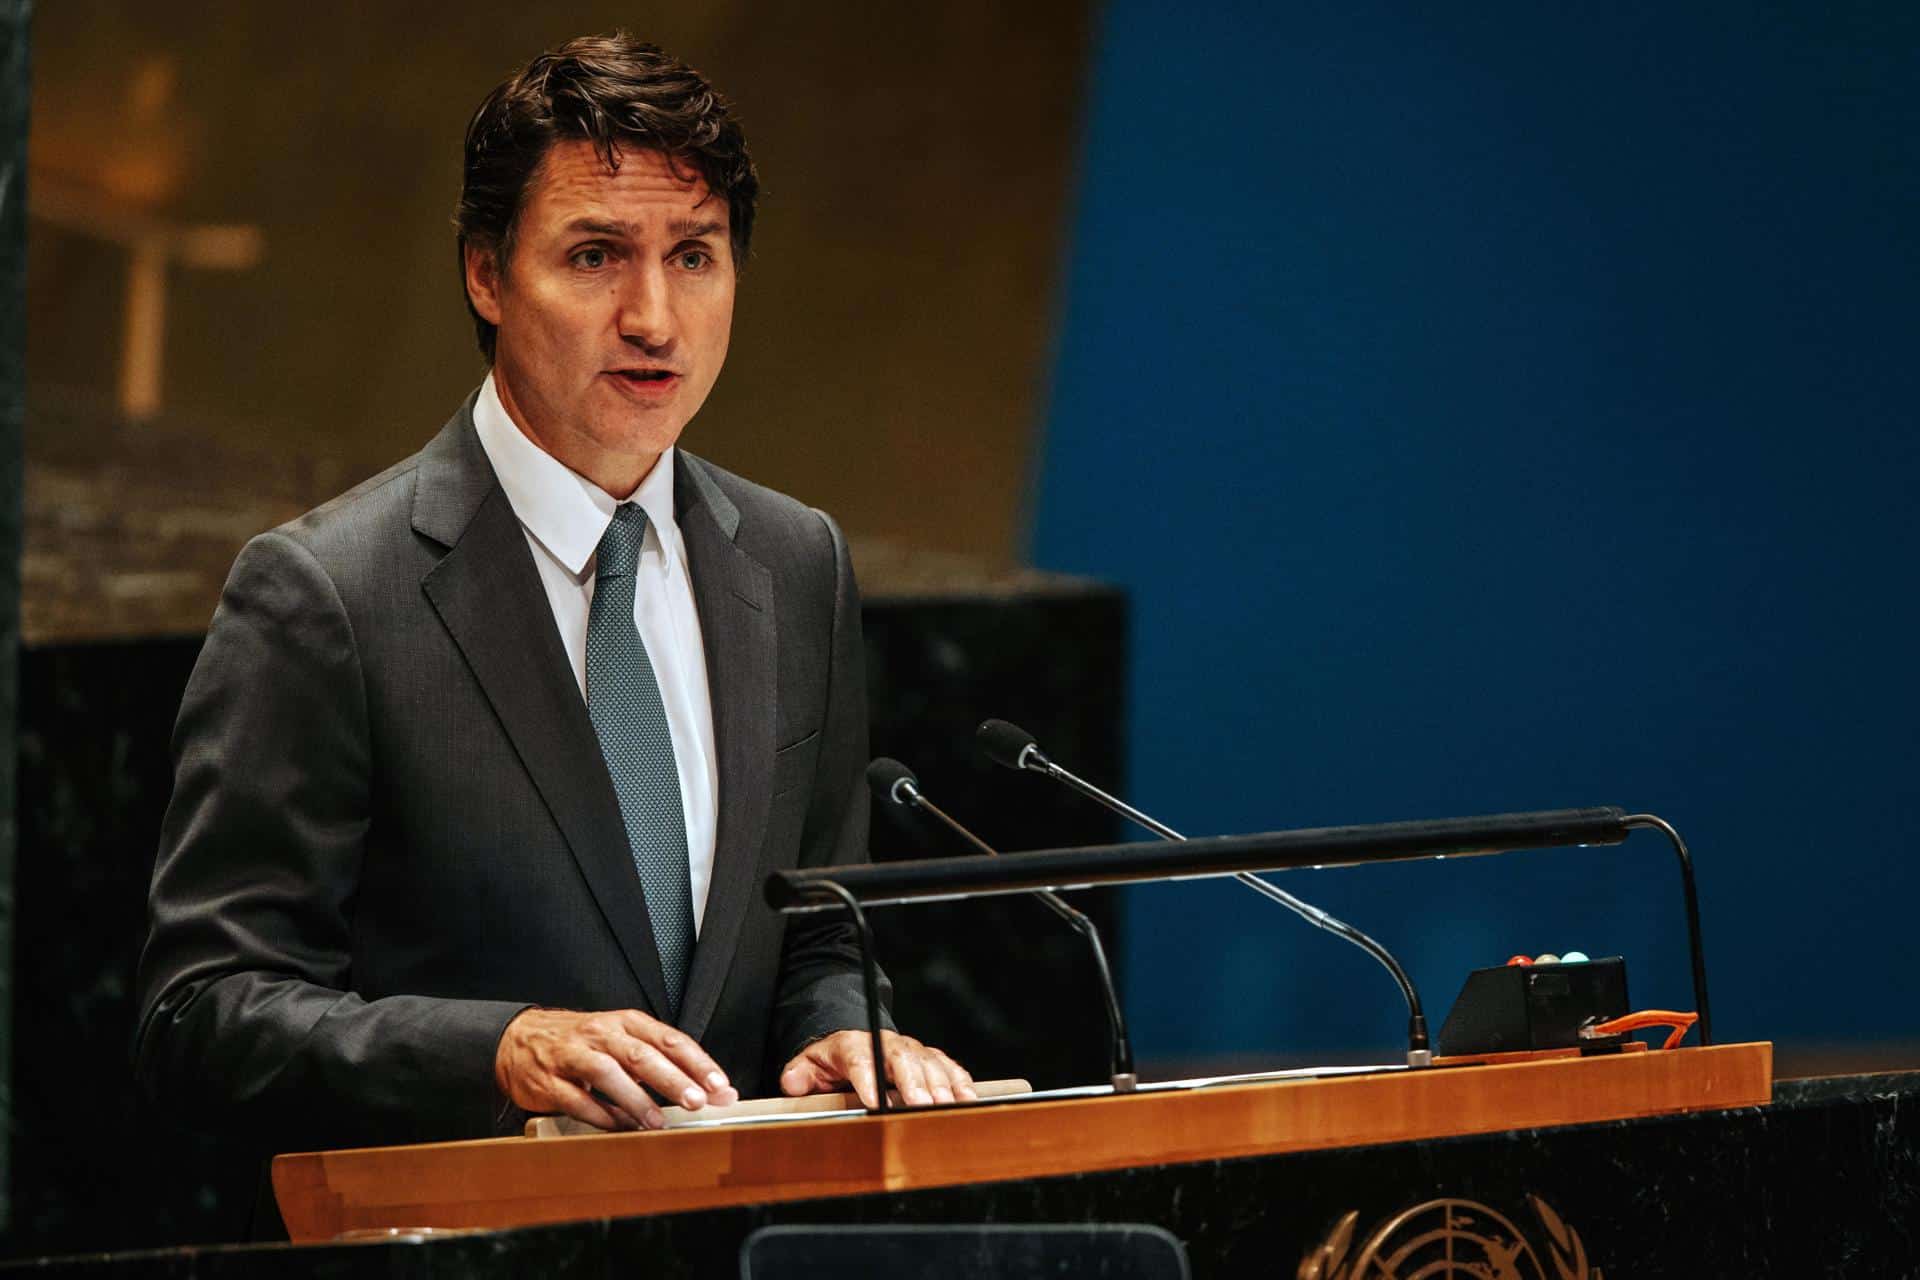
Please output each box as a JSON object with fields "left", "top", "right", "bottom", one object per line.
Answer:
{"left": 465, "top": 140, "right": 735, "bottom": 495}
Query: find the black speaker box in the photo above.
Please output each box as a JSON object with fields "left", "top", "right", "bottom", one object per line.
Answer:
{"left": 1436, "top": 957, "right": 1629, "bottom": 1056}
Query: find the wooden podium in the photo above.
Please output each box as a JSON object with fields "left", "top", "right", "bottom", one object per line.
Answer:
{"left": 272, "top": 1041, "right": 1771, "bottom": 1243}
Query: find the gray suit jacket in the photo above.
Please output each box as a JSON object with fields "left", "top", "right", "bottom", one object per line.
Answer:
{"left": 135, "top": 396, "right": 888, "bottom": 1153}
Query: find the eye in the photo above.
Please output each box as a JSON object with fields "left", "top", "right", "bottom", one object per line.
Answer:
{"left": 572, "top": 246, "right": 610, "bottom": 270}
{"left": 675, "top": 249, "right": 711, "bottom": 271}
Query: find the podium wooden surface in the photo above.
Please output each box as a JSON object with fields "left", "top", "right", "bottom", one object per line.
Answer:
{"left": 272, "top": 1041, "right": 1771, "bottom": 1244}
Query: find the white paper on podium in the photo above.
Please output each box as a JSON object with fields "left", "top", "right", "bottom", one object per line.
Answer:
{"left": 529, "top": 1063, "right": 1404, "bottom": 1136}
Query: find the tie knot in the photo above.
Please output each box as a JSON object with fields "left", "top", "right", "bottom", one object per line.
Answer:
{"left": 595, "top": 504, "right": 648, "bottom": 579}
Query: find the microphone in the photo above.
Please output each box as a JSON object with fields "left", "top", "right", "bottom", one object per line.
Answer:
{"left": 866, "top": 757, "right": 1137, "bottom": 1092}
{"left": 976, "top": 720, "right": 1433, "bottom": 1068}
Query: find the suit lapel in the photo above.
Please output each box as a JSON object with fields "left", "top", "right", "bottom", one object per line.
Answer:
{"left": 413, "top": 408, "right": 674, "bottom": 1018}
{"left": 675, "top": 454, "right": 775, "bottom": 1042}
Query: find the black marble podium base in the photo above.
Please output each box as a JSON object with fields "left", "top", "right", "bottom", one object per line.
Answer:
{"left": 6, "top": 1071, "right": 1916, "bottom": 1276}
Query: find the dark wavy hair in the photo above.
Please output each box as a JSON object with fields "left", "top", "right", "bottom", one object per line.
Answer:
{"left": 454, "top": 33, "right": 760, "bottom": 361}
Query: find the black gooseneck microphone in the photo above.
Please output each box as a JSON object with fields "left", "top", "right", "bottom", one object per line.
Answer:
{"left": 867, "top": 757, "right": 1138, "bottom": 1092}
{"left": 976, "top": 719, "right": 1433, "bottom": 1068}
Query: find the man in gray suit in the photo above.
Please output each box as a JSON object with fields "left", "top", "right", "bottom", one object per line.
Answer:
{"left": 135, "top": 33, "right": 972, "bottom": 1155}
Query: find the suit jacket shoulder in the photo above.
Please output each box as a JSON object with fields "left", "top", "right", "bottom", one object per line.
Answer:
{"left": 678, "top": 451, "right": 841, "bottom": 573}
{"left": 258, "top": 407, "right": 474, "bottom": 595}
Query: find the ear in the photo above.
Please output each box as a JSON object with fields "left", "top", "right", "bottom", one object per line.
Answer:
{"left": 463, "top": 240, "right": 505, "bottom": 328}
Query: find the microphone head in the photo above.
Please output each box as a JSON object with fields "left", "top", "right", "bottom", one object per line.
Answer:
{"left": 865, "top": 757, "right": 921, "bottom": 806}
{"left": 976, "top": 718, "right": 1041, "bottom": 771}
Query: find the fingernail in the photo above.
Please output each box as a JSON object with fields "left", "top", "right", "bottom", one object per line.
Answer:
{"left": 912, "top": 1088, "right": 932, "bottom": 1106}
{"left": 934, "top": 1088, "right": 954, "bottom": 1104}
{"left": 681, "top": 1086, "right": 707, "bottom": 1109}
{"left": 645, "top": 1108, "right": 665, "bottom": 1129}
{"left": 706, "top": 1072, "right": 729, "bottom": 1091}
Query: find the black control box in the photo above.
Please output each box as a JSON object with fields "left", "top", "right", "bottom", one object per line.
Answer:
{"left": 1437, "top": 957, "right": 1629, "bottom": 1056}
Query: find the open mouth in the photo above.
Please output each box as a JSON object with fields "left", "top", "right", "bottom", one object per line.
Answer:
{"left": 612, "top": 369, "right": 677, "bottom": 384}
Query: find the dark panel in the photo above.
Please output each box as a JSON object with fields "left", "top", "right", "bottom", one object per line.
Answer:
{"left": 7, "top": 640, "right": 250, "bottom": 1254}
{"left": 0, "top": 587, "right": 1126, "bottom": 1255}
{"left": 0, "top": 0, "right": 30, "bottom": 1234}
{"left": 863, "top": 588, "right": 1127, "bottom": 1090}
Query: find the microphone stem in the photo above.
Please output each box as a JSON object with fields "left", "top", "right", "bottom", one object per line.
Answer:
{"left": 1055, "top": 907, "right": 1135, "bottom": 1083}
{"left": 904, "top": 792, "right": 998, "bottom": 858}
{"left": 1041, "top": 761, "right": 1432, "bottom": 1067}
{"left": 1042, "top": 759, "right": 1185, "bottom": 840}
{"left": 903, "top": 789, "right": 1137, "bottom": 1086}
{"left": 1622, "top": 813, "right": 1712, "bottom": 1046}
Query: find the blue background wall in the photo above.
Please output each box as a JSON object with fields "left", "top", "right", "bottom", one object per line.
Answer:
{"left": 1032, "top": 4, "right": 1918, "bottom": 1064}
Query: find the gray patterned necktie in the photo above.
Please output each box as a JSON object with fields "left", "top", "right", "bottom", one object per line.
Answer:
{"left": 586, "top": 504, "right": 695, "bottom": 1019}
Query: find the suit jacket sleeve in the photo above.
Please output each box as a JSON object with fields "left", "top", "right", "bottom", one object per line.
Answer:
{"left": 133, "top": 530, "right": 528, "bottom": 1151}
{"left": 766, "top": 510, "right": 897, "bottom": 1060}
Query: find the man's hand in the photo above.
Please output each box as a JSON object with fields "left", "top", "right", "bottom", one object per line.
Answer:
{"left": 779, "top": 1030, "right": 978, "bottom": 1109}
{"left": 495, "top": 1007, "right": 740, "bottom": 1130}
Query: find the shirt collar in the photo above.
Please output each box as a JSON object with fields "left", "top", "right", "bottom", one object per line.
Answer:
{"left": 471, "top": 372, "right": 683, "bottom": 579}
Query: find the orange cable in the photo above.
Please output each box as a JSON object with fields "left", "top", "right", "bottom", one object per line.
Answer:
{"left": 1586, "top": 1009, "right": 1699, "bottom": 1050}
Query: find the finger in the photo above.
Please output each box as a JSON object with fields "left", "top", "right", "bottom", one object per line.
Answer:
{"left": 547, "top": 1077, "right": 631, "bottom": 1132}
{"left": 916, "top": 1052, "right": 957, "bottom": 1104}
{"left": 600, "top": 1100, "right": 646, "bottom": 1129}
{"left": 780, "top": 1052, "right": 833, "bottom": 1097}
{"left": 581, "top": 1050, "right": 668, "bottom": 1129}
{"left": 626, "top": 1015, "right": 736, "bottom": 1106}
{"left": 779, "top": 1062, "right": 808, "bottom": 1097}
{"left": 843, "top": 1045, "right": 879, "bottom": 1110}
{"left": 620, "top": 1038, "right": 710, "bottom": 1111}
{"left": 593, "top": 1094, "right": 665, "bottom": 1131}
{"left": 935, "top": 1050, "right": 979, "bottom": 1100}
{"left": 884, "top": 1039, "right": 933, "bottom": 1106}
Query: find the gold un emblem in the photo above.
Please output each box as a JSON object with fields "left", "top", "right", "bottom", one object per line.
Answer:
{"left": 1298, "top": 1194, "right": 1599, "bottom": 1280}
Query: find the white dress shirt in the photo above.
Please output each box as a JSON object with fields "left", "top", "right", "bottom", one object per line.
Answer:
{"left": 472, "top": 374, "right": 719, "bottom": 934}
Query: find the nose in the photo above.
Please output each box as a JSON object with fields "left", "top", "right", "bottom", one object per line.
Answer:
{"left": 616, "top": 260, "right": 675, "bottom": 351}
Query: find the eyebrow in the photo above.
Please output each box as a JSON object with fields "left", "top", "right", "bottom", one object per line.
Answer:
{"left": 561, "top": 216, "right": 727, "bottom": 240}
{"left": 564, "top": 217, "right": 629, "bottom": 238}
